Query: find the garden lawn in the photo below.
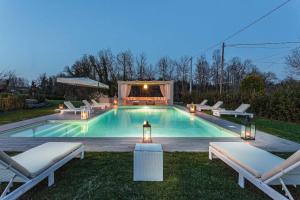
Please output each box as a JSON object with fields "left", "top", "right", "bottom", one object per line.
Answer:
{"left": 0, "top": 100, "right": 82, "bottom": 125}
{"left": 221, "top": 115, "right": 300, "bottom": 144}
{"left": 0, "top": 107, "right": 57, "bottom": 125}
{"left": 3, "top": 152, "right": 299, "bottom": 200}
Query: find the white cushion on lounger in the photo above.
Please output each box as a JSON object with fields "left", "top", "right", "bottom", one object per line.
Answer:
{"left": 12, "top": 142, "right": 83, "bottom": 178}
{"left": 261, "top": 150, "right": 300, "bottom": 181}
{"left": 210, "top": 142, "right": 284, "bottom": 178}
{"left": 0, "top": 151, "right": 32, "bottom": 178}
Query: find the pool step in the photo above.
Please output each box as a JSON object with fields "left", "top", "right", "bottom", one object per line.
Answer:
{"left": 37, "top": 123, "right": 76, "bottom": 137}
{"left": 62, "top": 125, "right": 82, "bottom": 137}
{"left": 31, "top": 123, "right": 66, "bottom": 136}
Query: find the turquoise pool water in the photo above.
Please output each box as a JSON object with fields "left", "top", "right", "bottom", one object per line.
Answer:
{"left": 2, "top": 106, "right": 236, "bottom": 138}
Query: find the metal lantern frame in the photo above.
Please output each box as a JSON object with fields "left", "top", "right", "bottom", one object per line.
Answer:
{"left": 241, "top": 116, "right": 256, "bottom": 140}
{"left": 143, "top": 121, "right": 152, "bottom": 143}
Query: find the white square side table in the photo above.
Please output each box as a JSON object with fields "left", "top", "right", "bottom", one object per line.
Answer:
{"left": 133, "top": 143, "right": 163, "bottom": 181}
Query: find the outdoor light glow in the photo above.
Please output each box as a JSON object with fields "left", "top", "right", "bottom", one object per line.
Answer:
{"left": 81, "top": 124, "right": 88, "bottom": 134}
{"left": 143, "top": 84, "right": 148, "bottom": 90}
{"left": 189, "top": 103, "right": 196, "bottom": 113}
{"left": 58, "top": 104, "right": 64, "bottom": 110}
{"left": 246, "top": 131, "right": 251, "bottom": 137}
{"left": 81, "top": 110, "right": 89, "bottom": 120}
{"left": 144, "top": 134, "right": 150, "bottom": 141}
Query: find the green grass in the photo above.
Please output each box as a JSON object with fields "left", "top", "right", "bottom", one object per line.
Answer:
{"left": 2, "top": 152, "right": 298, "bottom": 200}
{"left": 0, "top": 100, "right": 82, "bottom": 125}
{"left": 221, "top": 115, "right": 300, "bottom": 144}
{"left": 0, "top": 107, "right": 57, "bottom": 125}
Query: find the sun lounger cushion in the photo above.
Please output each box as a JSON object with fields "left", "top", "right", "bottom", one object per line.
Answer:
{"left": 261, "top": 150, "right": 300, "bottom": 181}
{"left": 210, "top": 142, "right": 284, "bottom": 178}
{"left": 0, "top": 151, "right": 32, "bottom": 178}
{"left": 12, "top": 142, "right": 83, "bottom": 178}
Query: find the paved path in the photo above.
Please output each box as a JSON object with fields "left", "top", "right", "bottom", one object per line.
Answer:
{"left": 0, "top": 107, "right": 299, "bottom": 152}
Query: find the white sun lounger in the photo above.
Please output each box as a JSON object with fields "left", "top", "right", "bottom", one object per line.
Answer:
{"left": 209, "top": 142, "right": 300, "bottom": 200}
{"left": 212, "top": 103, "right": 253, "bottom": 118}
{"left": 0, "top": 142, "right": 84, "bottom": 200}
{"left": 91, "top": 99, "right": 110, "bottom": 109}
{"left": 187, "top": 99, "right": 208, "bottom": 108}
{"left": 196, "top": 101, "right": 223, "bottom": 111}
{"left": 82, "top": 100, "right": 97, "bottom": 112}
{"left": 60, "top": 101, "right": 83, "bottom": 115}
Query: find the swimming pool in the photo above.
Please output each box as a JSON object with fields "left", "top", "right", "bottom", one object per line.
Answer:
{"left": 1, "top": 106, "right": 237, "bottom": 138}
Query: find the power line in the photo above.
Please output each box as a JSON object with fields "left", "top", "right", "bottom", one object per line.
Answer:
{"left": 226, "top": 41, "right": 300, "bottom": 47}
{"left": 228, "top": 46, "right": 295, "bottom": 49}
{"left": 202, "top": 0, "right": 292, "bottom": 53}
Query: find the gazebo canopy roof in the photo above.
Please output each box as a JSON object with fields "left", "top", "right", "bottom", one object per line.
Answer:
{"left": 57, "top": 77, "right": 109, "bottom": 89}
{"left": 117, "top": 80, "right": 173, "bottom": 85}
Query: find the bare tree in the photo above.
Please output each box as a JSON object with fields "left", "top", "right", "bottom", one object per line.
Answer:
{"left": 157, "top": 56, "right": 174, "bottom": 81}
{"left": 116, "top": 50, "right": 135, "bottom": 81}
{"left": 136, "top": 53, "right": 147, "bottom": 80}
{"left": 144, "top": 64, "right": 156, "bottom": 80}
{"left": 195, "top": 56, "right": 210, "bottom": 93}
{"left": 225, "top": 57, "right": 246, "bottom": 90}
{"left": 211, "top": 50, "right": 221, "bottom": 91}
{"left": 6, "top": 71, "right": 29, "bottom": 90}
{"left": 176, "top": 56, "right": 190, "bottom": 95}
{"left": 286, "top": 46, "right": 300, "bottom": 76}
{"left": 98, "top": 49, "right": 114, "bottom": 84}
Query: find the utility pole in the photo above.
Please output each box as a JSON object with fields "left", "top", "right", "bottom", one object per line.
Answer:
{"left": 220, "top": 42, "right": 225, "bottom": 95}
{"left": 189, "top": 57, "right": 193, "bottom": 95}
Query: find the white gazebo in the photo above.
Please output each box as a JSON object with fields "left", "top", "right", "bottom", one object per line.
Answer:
{"left": 117, "top": 80, "right": 174, "bottom": 105}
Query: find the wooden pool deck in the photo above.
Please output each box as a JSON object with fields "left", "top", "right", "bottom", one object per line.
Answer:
{"left": 0, "top": 107, "right": 299, "bottom": 152}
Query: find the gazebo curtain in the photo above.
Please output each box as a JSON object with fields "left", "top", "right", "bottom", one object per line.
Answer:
{"left": 126, "top": 85, "right": 131, "bottom": 96}
{"left": 160, "top": 84, "right": 171, "bottom": 100}
{"left": 160, "top": 85, "right": 165, "bottom": 97}
{"left": 120, "top": 84, "right": 132, "bottom": 98}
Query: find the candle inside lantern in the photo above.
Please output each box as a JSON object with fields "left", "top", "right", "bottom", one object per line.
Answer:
{"left": 81, "top": 110, "right": 89, "bottom": 120}
{"left": 189, "top": 103, "right": 196, "bottom": 113}
{"left": 58, "top": 104, "right": 64, "bottom": 110}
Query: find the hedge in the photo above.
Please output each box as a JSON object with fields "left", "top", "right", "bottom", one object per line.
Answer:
{"left": 0, "top": 93, "right": 26, "bottom": 111}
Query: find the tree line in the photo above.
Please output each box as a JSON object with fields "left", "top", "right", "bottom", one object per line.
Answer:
{"left": 0, "top": 47, "right": 299, "bottom": 121}
{"left": 38, "top": 49, "right": 281, "bottom": 98}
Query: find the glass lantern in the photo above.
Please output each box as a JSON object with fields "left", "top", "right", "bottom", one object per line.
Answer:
{"left": 189, "top": 103, "right": 196, "bottom": 113}
{"left": 143, "top": 121, "right": 152, "bottom": 143}
{"left": 241, "top": 116, "right": 256, "bottom": 140}
{"left": 81, "top": 109, "right": 89, "bottom": 120}
{"left": 58, "top": 104, "right": 64, "bottom": 110}
{"left": 113, "top": 95, "right": 118, "bottom": 106}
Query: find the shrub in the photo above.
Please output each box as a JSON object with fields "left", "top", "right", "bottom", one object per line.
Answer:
{"left": 0, "top": 93, "right": 26, "bottom": 111}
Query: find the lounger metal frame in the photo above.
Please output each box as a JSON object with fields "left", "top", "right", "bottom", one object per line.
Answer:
{"left": 212, "top": 104, "right": 254, "bottom": 118}
{"left": 61, "top": 101, "right": 83, "bottom": 115}
{"left": 209, "top": 145, "right": 299, "bottom": 200}
{"left": 0, "top": 146, "right": 84, "bottom": 200}
{"left": 196, "top": 101, "right": 223, "bottom": 111}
